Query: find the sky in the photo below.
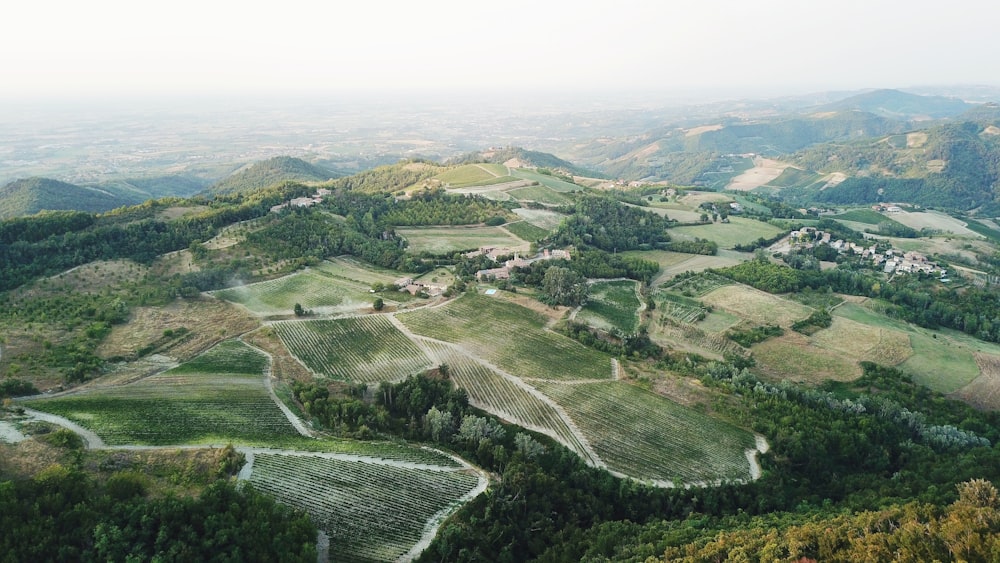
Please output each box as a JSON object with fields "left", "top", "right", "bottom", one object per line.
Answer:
{"left": 3, "top": 0, "right": 999, "bottom": 103}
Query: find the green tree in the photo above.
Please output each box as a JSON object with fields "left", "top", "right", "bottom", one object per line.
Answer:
{"left": 542, "top": 266, "right": 589, "bottom": 306}
{"left": 293, "top": 303, "right": 305, "bottom": 316}
{"left": 373, "top": 297, "right": 384, "bottom": 311}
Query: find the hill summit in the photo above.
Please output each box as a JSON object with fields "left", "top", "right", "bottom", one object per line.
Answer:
{"left": 816, "top": 89, "right": 972, "bottom": 120}
{"left": 207, "top": 156, "right": 340, "bottom": 196}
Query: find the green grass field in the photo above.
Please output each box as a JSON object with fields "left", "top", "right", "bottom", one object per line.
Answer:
{"left": 765, "top": 167, "right": 821, "bottom": 188}
{"left": 247, "top": 452, "right": 480, "bottom": 562}
{"left": 399, "top": 293, "right": 613, "bottom": 381}
{"left": 576, "top": 280, "right": 641, "bottom": 333}
{"left": 316, "top": 256, "right": 412, "bottom": 287}
{"left": 510, "top": 169, "right": 581, "bottom": 192}
{"left": 532, "top": 381, "right": 756, "bottom": 485}
{"left": 24, "top": 341, "right": 300, "bottom": 445}
{"left": 433, "top": 164, "right": 514, "bottom": 188}
{"left": 508, "top": 185, "right": 574, "bottom": 205}
{"left": 512, "top": 207, "right": 567, "bottom": 230}
{"left": 504, "top": 221, "right": 551, "bottom": 242}
{"left": 273, "top": 316, "right": 431, "bottom": 383}
{"left": 212, "top": 270, "right": 378, "bottom": 314}
{"left": 831, "top": 208, "right": 906, "bottom": 228}
{"left": 670, "top": 217, "right": 784, "bottom": 249}
{"left": 397, "top": 226, "right": 527, "bottom": 254}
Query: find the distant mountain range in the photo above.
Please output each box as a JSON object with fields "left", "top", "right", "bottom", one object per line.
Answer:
{"left": 0, "top": 176, "right": 208, "bottom": 220}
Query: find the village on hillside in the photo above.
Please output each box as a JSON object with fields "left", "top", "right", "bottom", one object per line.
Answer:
{"left": 770, "top": 226, "right": 948, "bottom": 277}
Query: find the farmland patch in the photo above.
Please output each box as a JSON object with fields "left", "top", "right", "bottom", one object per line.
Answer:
{"left": 397, "top": 226, "right": 529, "bottom": 254}
{"left": 576, "top": 280, "right": 641, "bottom": 333}
{"left": 273, "top": 316, "right": 431, "bottom": 383}
{"left": 701, "top": 285, "right": 812, "bottom": 326}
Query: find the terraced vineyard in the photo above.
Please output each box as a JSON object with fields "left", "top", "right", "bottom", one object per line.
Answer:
{"left": 532, "top": 381, "right": 756, "bottom": 485}
{"left": 422, "top": 340, "right": 593, "bottom": 461}
{"left": 246, "top": 453, "right": 482, "bottom": 562}
{"left": 576, "top": 280, "right": 641, "bottom": 333}
{"left": 399, "top": 293, "right": 612, "bottom": 381}
{"left": 654, "top": 291, "right": 709, "bottom": 324}
{"left": 212, "top": 270, "right": 372, "bottom": 314}
{"left": 24, "top": 341, "right": 299, "bottom": 445}
{"left": 273, "top": 316, "right": 431, "bottom": 383}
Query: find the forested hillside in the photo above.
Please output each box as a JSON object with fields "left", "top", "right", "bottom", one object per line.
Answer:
{"left": 207, "top": 156, "right": 340, "bottom": 195}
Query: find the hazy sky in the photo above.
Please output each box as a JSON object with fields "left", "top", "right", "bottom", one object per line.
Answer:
{"left": 3, "top": 0, "right": 998, "bottom": 102}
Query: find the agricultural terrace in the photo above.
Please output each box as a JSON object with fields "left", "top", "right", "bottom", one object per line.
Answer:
{"left": 701, "top": 284, "right": 812, "bottom": 326}
{"left": 245, "top": 452, "right": 482, "bottom": 562}
{"left": 665, "top": 272, "right": 732, "bottom": 297}
{"left": 670, "top": 217, "right": 785, "bottom": 250}
{"left": 512, "top": 207, "right": 566, "bottom": 230}
{"left": 399, "top": 293, "right": 613, "bottom": 381}
{"left": 532, "top": 381, "right": 757, "bottom": 485}
{"left": 24, "top": 341, "right": 300, "bottom": 445}
{"left": 212, "top": 270, "right": 376, "bottom": 315}
{"left": 397, "top": 226, "right": 529, "bottom": 254}
{"left": 510, "top": 168, "right": 581, "bottom": 192}
{"left": 576, "top": 280, "right": 641, "bottom": 333}
{"left": 654, "top": 290, "right": 710, "bottom": 325}
{"left": 422, "top": 340, "right": 593, "bottom": 462}
{"left": 273, "top": 317, "right": 430, "bottom": 383}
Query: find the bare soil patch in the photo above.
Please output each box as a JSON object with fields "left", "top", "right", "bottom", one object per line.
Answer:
{"left": 820, "top": 172, "right": 847, "bottom": 190}
{"left": 684, "top": 124, "right": 723, "bottom": 137}
{"left": 701, "top": 285, "right": 811, "bottom": 326}
{"left": 727, "top": 159, "right": 790, "bottom": 191}
{"left": 243, "top": 327, "right": 313, "bottom": 383}
{"left": 984, "top": 126, "right": 1000, "bottom": 136}
{"left": 906, "top": 132, "right": 928, "bottom": 148}
{"left": 890, "top": 211, "right": 979, "bottom": 236}
{"left": 951, "top": 353, "right": 1000, "bottom": 410}
{"left": 98, "top": 298, "right": 258, "bottom": 362}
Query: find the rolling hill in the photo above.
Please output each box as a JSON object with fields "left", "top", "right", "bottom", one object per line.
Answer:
{"left": 0, "top": 177, "right": 147, "bottom": 219}
{"left": 812, "top": 88, "right": 973, "bottom": 120}
{"left": 207, "top": 156, "right": 341, "bottom": 195}
{"left": 451, "top": 146, "right": 604, "bottom": 178}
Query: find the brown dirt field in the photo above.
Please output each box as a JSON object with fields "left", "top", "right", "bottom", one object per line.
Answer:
{"left": 684, "top": 124, "right": 723, "bottom": 137}
{"left": 820, "top": 172, "right": 847, "bottom": 190}
{"left": 951, "top": 353, "right": 1000, "bottom": 410}
{"left": 98, "top": 297, "right": 259, "bottom": 362}
{"left": 243, "top": 327, "right": 313, "bottom": 383}
{"left": 727, "top": 159, "right": 790, "bottom": 191}
{"left": 0, "top": 438, "right": 71, "bottom": 478}
{"left": 810, "top": 317, "right": 912, "bottom": 366}
{"left": 906, "top": 132, "right": 928, "bottom": 148}
{"left": 701, "top": 285, "right": 811, "bottom": 326}
{"left": 753, "top": 332, "right": 862, "bottom": 383}
{"left": 926, "top": 159, "right": 947, "bottom": 173}
{"left": 678, "top": 191, "right": 733, "bottom": 207}
{"left": 984, "top": 126, "right": 1000, "bottom": 136}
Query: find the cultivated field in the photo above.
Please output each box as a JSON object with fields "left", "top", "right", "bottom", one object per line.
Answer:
{"left": 399, "top": 293, "right": 613, "bottom": 381}
{"left": 726, "top": 159, "right": 790, "bottom": 191}
{"left": 670, "top": 217, "right": 785, "bottom": 250}
{"left": 512, "top": 207, "right": 566, "bottom": 230}
{"left": 890, "top": 211, "right": 981, "bottom": 236}
{"left": 533, "top": 381, "right": 756, "bottom": 485}
{"left": 97, "top": 298, "right": 258, "bottom": 362}
{"left": 809, "top": 316, "right": 912, "bottom": 366}
{"left": 424, "top": 341, "right": 593, "bottom": 461}
{"left": 508, "top": 185, "right": 573, "bottom": 205}
{"left": 510, "top": 169, "right": 581, "bottom": 192}
{"left": 316, "top": 256, "right": 407, "bottom": 287}
{"left": 649, "top": 253, "right": 746, "bottom": 286}
{"left": 25, "top": 340, "right": 300, "bottom": 445}
{"left": 576, "top": 280, "right": 641, "bottom": 333}
{"left": 273, "top": 317, "right": 431, "bottom": 383}
{"left": 212, "top": 270, "right": 376, "bottom": 315}
{"left": 900, "top": 333, "right": 981, "bottom": 393}
{"left": 246, "top": 452, "right": 482, "bottom": 562}
{"left": 753, "top": 332, "right": 863, "bottom": 382}
{"left": 701, "top": 284, "right": 812, "bottom": 326}
{"left": 397, "top": 226, "right": 529, "bottom": 254}
{"left": 504, "top": 221, "right": 551, "bottom": 242}
{"left": 952, "top": 353, "right": 1000, "bottom": 410}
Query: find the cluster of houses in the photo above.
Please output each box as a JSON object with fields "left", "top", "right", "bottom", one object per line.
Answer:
{"left": 871, "top": 203, "right": 904, "bottom": 213}
{"left": 392, "top": 277, "right": 448, "bottom": 297}
{"left": 781, "top": 227, "right": 946, "bottom": 277}
{"left": 469, "top": 247, "right": 572, "bottom": 281}
{"left": 268, "top": 188, "right": 331, "bottom": 213}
